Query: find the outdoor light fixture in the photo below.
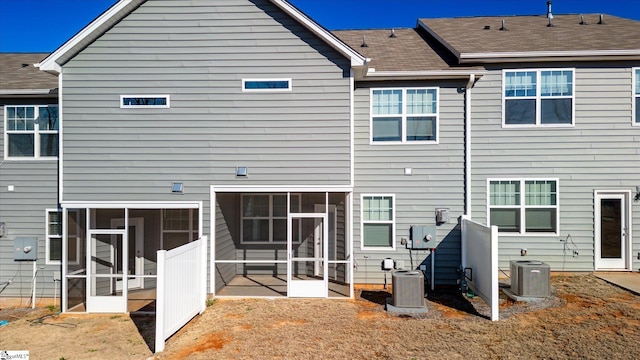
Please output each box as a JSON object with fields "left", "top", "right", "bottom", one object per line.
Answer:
{"left": 171, "top": 182, "right": 184, "bottom": 194}
{"left": 236, "top": 166, "right": 248, "bottom": 177}
{"left": 635, "top": 186, "right": 640, "bottom": 201}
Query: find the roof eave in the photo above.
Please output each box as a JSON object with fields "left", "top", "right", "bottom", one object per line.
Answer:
{"left": 359, "top": 69, "right": 487, "bottom": 81}
{"left": 36, "top": 0, "right": 367, "bottom": 73}
{"left": 459, "top": 50, "right": 640, "bottom": 63}
{"left": 0, "top": 88, "right": 58, "bottom": 96}
{"left": 269, "top": 0, "right": 366, "bottom": 67}
{"left": 36, "top": 0, "right": 141, "bottom": 74}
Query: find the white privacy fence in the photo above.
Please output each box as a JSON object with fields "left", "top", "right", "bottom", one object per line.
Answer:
{"left": 155, "top": 236, "right": 208, "bottom": 352}
{"left": 461, "top": 216, "right": 499, "bottom": 321}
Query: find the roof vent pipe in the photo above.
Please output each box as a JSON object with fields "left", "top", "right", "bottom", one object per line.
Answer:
{"left": 546, "top": 1, "right": 553, "bottom": 18}
{"left": 361, "top": 35, "right": 368, "bottom": 47}
{"left": 500, "top": 19, "right": 508, "bottom": 31}
{"left": 598, "top": 14, "right": 606, "bottom": 24}
{"left": 389, "top": 28, "right": 397, "bottom": 38}
{"left": 580, "top": 15, "right": 587, "bottom": 25}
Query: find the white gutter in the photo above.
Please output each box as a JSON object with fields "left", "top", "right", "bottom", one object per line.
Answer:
{"left": 0, "top": 89, "right": 55, "bottom": 95}
{"left": 363, "top": 69, "right": 486, "bottom": 81}
{"left": 464, "top": 74, "right": 476, "bottom": 217}
{"left": 459, "top": 50, "right": 640, "bottom": 64}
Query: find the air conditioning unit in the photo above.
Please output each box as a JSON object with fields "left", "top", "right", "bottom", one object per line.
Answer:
{"left": 392, "top": 270, "right": 424, "bottom": 307}
{"left": 510, "top": 260, "right": 550, "bottom": 297}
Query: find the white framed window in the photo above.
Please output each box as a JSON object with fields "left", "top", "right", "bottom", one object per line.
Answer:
{"left": 503, "top": 69, "right": 574, "bottom": 127}
{"left": 120, "top": 95, "right": 170, "bottom": 108}
{"left": 47, "top": 209, "right": 81, "bottom": 265}
{"left": 370, "top": 88, "right": 438, "bottom": 143}
{"left": 161, "top": 209, "right": 199, "bottom": 250}
{"left": 240, "top": 194, "right": 301, "bottom": 243}
{"left": 45, "top": 209, "right": 63, "bottom": 264}
{"left": 633, "top": 68, "right": 640, "bottom": 126}
{"left": 4, "top": 105, "right": 58, "bottom": 160}
{"left": 242, "top": 79, "right": 292, "bottom": 92}
{"left": 361, "top": 194, "right": 395, "bottom": 250}
{"left": 488, "top": 179, "right": 559, "bottom": 235}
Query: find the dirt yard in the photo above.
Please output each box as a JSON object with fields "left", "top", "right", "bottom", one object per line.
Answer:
{"left": 1, "top": 274, "right": 639, "bottom": 359}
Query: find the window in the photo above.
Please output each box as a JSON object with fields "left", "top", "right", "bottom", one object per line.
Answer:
{"left": 162, "top": 209, "right": 199, "bottom": 250}
{"left": 46, "top": 210, "right": 62, "bottom": 264}
{"left": 488, "top": 179, "right": 558, "bottom": 234}
{"left": 4, "top": 105, "right": 58, "bottom": 159}
{"left": 120, "top": 95, "right": 170, "bottom": 108}
{"left": 634, "top": 68, "right": 640, "bottom": 126}
{"left": 503, "top": 69, "right": 574, "bottom": 126}
{"left": 241, "top": 194, "right": 300, "bottom": 243}
{"left": 361, "top": 195, "right": 395, "bottom": 249}
{"left": 371, "top": 88, "right": 438, "bottom": 143}
{"left": 242, "top": 79, "right": 292, "bottom": 92}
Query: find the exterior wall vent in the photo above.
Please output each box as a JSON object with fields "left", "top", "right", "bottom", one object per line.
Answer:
{"left": 392, "top": 270, "right": 424, "bottom": 307}
{"left": 510, "top": 260, "right": 550, "bottom": 297}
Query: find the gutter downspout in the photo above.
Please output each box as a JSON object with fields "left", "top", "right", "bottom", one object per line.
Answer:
{"left": 465, "top": 74, "right": 476, "bottom": 217}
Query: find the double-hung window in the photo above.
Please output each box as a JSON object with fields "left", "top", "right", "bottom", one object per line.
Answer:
{"left": 488, "top": 179, "right": 559, "bottom": 235}
{"left": 46, "top": 210, "right": 63, "bottom": 264}
{"left": 241, "top": 194, "right": 300, "bottom": 243}
{"left": 361, "top": 195, "right": 395, "bottom": 249}
{"left": 503, "top": 69, "right": 574, "bottom": 126}
{"left": 371, "top": 88, "right": 438, "bottom": 143}
{"left": 4, "top": 105, "right": 58, "bottom": 159}
{"left": 634, "top": 68, "right": 640, "bottom": 126}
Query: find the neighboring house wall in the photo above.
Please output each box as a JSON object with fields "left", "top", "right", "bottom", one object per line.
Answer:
{"left": 0, "top": 97, "right": 59, "bottom": 301}
{"left": 471, "top": 63, "right": 640, "bottom": 272}
{"left": 352, "top": 80, "right": 468, "bottom": 285}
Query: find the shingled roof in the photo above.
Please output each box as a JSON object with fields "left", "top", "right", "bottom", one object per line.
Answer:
{"left": 0, "top": 53, "right": 58, "bottom": 95}
{"left": 419, "top": 14, "right": 640, "bottom": 63}
{"left": 333, "top": 28, "right": 483, "bottom": 79}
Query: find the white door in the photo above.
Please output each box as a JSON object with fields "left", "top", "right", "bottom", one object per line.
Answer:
{"left": 288, "top": 213, "right": 327, "bottom": 298}
{"left": 112, "top": 218, "right": 144, "bottom": 291}
{"left": 595, "top": 192, "right": 630, "bottom": 270}
{"left": 87, "top": 230, "right": 126, "bottom": 313}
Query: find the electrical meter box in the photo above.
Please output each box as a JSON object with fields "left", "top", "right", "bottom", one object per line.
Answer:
{"left": 409, "top": 225, "right": 437, "bottom": 249}
{"left": 14, "top": 237, "right": 37, "bottom": 261}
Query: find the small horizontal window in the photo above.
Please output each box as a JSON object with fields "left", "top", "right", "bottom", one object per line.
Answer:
{"left": 242, "top": 79, "right": 292, "bottom": 92}
{"left": 121, "top": 95, "right": 170, "bottom": 108}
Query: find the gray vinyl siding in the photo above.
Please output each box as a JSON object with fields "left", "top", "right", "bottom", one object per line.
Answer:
{"left": 0, "top": 98, "right": 60, "bottom": 300}
{"left": 353, "top": 81, "right": 468, "bottom": 286}
{"left": 61, "top": 0, "right": 352, "bottom": 204}
{"left": 470, "top": 63, "right": 640, "bottom": 272}
{"left": 59, "top": 0, "right": 353, "bottom": 293}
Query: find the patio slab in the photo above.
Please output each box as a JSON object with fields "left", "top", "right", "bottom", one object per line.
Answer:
{"left": 595, "top": 272, "right": 640, "bottom": 295}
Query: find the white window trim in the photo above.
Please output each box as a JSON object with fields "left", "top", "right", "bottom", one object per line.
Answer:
{"left": 160, "top": 209, "right": 199, "bottom": 249}
{"left": 46, "top": 208, "right": 80, "bottom": 265}
{"left": 240, "top": 193, "right": 301, "bottom": 244}
{"left": 369, "top": 87, "right": 440, "bottom": 145}
{"left": 241, "top": 78, "right": 292, "bottom": 92}
{"left": 633, "top": 67, "right": 640, "bottom": 127}
{"left": 360, "top": 194, "right": 396, "bottom": 250}
{"left": 120, "top": 95, "right": 170, "bottom": 109}
{"left": 486, "top": 178, "right": 560, "bottom": 236}
{"left": 4, "top": 105, "right": 58, "bottom": 161}
{"left": 502, "top": 68, "right": 575, "bottom": 128}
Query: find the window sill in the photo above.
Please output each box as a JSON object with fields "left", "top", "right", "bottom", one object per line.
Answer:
{"left": 361, "top": 246, "right": 396, "bottom": 251}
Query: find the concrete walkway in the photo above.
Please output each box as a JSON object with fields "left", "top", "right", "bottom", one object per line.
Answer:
{"left": 595, "top": 272, "right": 640, "bottom": 295}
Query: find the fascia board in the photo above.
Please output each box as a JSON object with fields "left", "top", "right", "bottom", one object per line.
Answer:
{"left": 459, "top": 50, "right": 640, "bottom": 63}
{"left": 361, "top": 70, "right": 487, "bottom": 81}
{"left": 270, "top": 0, "right": 367, "bottom": 67}
{"left": 36, "top": 0, "right": 139, "bottom": 73}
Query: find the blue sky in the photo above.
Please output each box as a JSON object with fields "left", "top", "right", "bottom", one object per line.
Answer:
{"left": 0, "top": 0, "right": 638, "bottom": 52}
